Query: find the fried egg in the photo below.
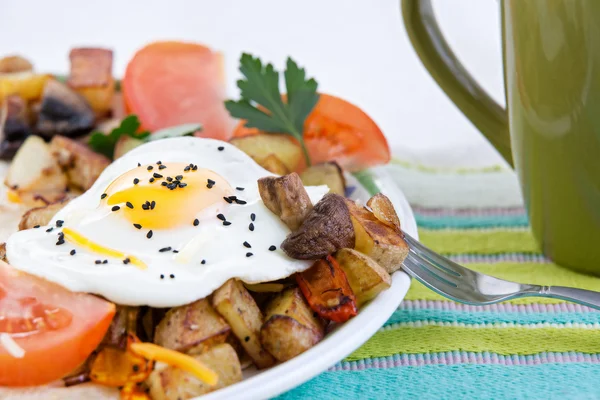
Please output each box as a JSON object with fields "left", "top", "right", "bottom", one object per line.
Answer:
{"left": 6, "top": 137, "right": 327, "bottom": 307}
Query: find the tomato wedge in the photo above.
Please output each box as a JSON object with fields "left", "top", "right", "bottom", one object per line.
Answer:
{"left": 232, "top": 93, "right": 391, "bottom": 172}
{"left": 123, "top": 41, "right": 233, "bottom": 140}
{"left": 0, "top": 262, "right": 115, "bottom": 386}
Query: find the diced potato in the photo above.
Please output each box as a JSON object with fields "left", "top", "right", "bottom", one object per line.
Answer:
{"left": 300, "top": 162, "right": 346, "bottom": 196}
{"left": 260, "top": 287, "right": 324, "bottom": 362}
{"left": 259, "top": 154, "right": 289, "bottom": 175}
{"left": 258, "top": 173, "right": 313, "bottom": 231}
{"left": 49, "top": 135, "right": 110, "bottom": 190}
{"left": 334, "top": 248, "right": 391, "bottom": 306}
{"left": 67, "top": 48, "right": 115, "bottom": 117}
{"left": 154, "top": 298, "right": 230, "bottom": 355}
{"left": 230, "top": 133, "right": 303, "bottom": 172}
{"left": 147, "top": 343, "right": 242, "bottom": 400}
{"left": 113, "top": 135, "right": 144, "bottom": 159}
{"left": 345, "top": 199, "right": 409, "bottom": 274}
{"left": 18, "top": 196, "right": 74, "bottom": 230}
{"left": 0, "top": 55, "right": 33, "bottom": 74}
{"left": 0, "top": 243, "right": 6, "bottom": 262}
{"left": 212, "top": 279, "right": 275, "bottom": 369}
{"left": 5, "top": 135, "right": 68, "bottom": 207}
{"left": 0, "top": 72, "right": 50, "bottom": 102}
{"left": 367, "top": 193, "right": 401, "bottom": 233}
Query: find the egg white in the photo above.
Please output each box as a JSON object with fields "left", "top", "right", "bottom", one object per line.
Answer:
{"left": 6, "top": 137, "right": 327, "bottom": 307}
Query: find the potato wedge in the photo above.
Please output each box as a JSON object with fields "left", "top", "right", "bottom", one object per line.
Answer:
{"left": 0, "top": 72, "right": 50, "bottom": 102}
{"left": 147, "top": 343, "right": 242, "bottom": 400}
{"left": 49, "top": 135, "right": 110, "bottom": 190}
{"left": 18, "top": 196, "right": 74, "bottom": 230}
{"left": 334, "top": 248, "right": 391, "bottom": 306}
{"left": 367, "top": 193, "right": 401, "bottom": 233}
{"left": 281, "top": 193, "right": 355, "bottom": 260}
{"left": 259, "top": 153, "right": 290, "bottom": 175}
{"left": 258, "top": 173, "right": 313, "bottom": 231}
{"left": 154, "top": 298, "right": 230, "bottom": 355}
{"left": 345, "top": 199, "right": 409, "bottom": 273}
{"left": 300, "top": 162, "right": 346, "bottom": 196}
{"left": 5, "top": 135, "right": 68, "bottom": 206}
{"left": 230, "top": 133, "right": 303, "bottom": 172}
{"left": 260, "top": 287, "right": 325, "bottom": 362}
{"left": 0, "top": 55, "right": 33, "bottom": 74}
{"left": 67, "top": 48, "right": 115, "bottom": 117}
{"left": 212, "top": 279, "right": 275, "bottom": 368}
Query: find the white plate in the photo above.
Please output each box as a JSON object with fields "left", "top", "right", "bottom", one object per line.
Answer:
{"left": 201, "top": 166, "right": 416, "bottom": 400}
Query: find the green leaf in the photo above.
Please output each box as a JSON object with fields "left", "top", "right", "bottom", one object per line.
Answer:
{"left": 88, "top": 115, "right": 150, "bottom": 159}
{"left": 149, "top": 123, "right": 202, "bottom": 141}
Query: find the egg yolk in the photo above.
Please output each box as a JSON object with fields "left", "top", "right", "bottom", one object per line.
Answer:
{"left": 103, "top": 163, "right": 233, "bottom": 229}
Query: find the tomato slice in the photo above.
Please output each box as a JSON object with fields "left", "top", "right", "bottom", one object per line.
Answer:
{"left": 232, "top": 93, "right": 391, "bottom": 172}
{"left": 0, "top": 262, "right": 115, "bottom": 386}
{"left": 123, "top": 41, "right": 233, "bottom": 140}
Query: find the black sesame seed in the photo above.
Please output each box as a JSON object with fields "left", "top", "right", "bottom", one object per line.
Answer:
{"left": 175, "top": 175, "right": 183, "bottom": 181}
{"left": 235, "top": 199, "right": 247, "bottom": 205}
{"left": 251, "top": 213, "right": 256, "bottom": 221}
{"left": 147, "top": 230, "right": 153, "bottom": 239}
{"left": 46, "top": 227, "right": 54, "bottom": 232}
{"left": 223, "top": 221, "right": 232, "bottom": 226}
{"left": 218, "top": 146, "right": 225, "bottom": 151}
{"left": 101, "top": 193, "right": 107, "bottom": 199}
{"left": 123, "top": 258, "right": 130, "bottom": 264}
{"left": 172, "top": 250, "right": 179, "bottom": 253}
{"left": 192, "top": 165, "right": 198, "bottom": 171}
{"left": 159, "top": 165, "right": 167, "bottom": 170}
{"left": 126, "top": 202, "right": 134, "bottom": 209}
{"left": 207, "top": 179, "right": 215, "bottom": 185}
{"left": 269, "top": 245, "right": 277, "bottom": 251}
{"left": 244, "top": 336, "right": 250, "bottom": 342}
{"left": 147, "top": 166, "right": 153, "bottom": 171}
{"left": 142, "top": 203, "right": 149, "bottom": 210}
{"left": 168, "top": 183, "right": 177, "bottom": 190}
{"left": 70, "top": 249, "right": 76, "bottom": 255}
{"left": 206, "top": 183, "right": 214, "bottom": 189}
{"left": 150, "top": 201, "right": 156, "bottom": 210}
{"left": 33, "top": 225, "right": 40, "bottom": 229}
{"left": 249, "top": 223, "right": 255, "bottom": 231}
{"left": 246, "top": 252, "right": 253, "bottom": 257}
{"left": 178, "top": 182, "right": 187, "bottom": 188}
{"left": 138, "top": 162, "right": 141, "bottom": 167}
{"left": 201, "top": 259, "right": 206, "bottom": 264}
{"left": 170, "top": 274, "right": 175, "bottom": 279}
{"left": 55, "top": 239, "right": 64, "bottom": 246}
{"left": 133, "top": 178, "right": 140, "bottom": 185}
{"left": 153, "top": 173, "right": 163, "bottom": 179}
{"left": 228, "top": 196, "right": 237, "bottom": 201}
{"left": 58, "top": 232, "right": 64, "bottom": 239}
{"left": 236, "top": 187, "right": 245, "bottom": 191}
{"left": 95, "top": 260, "right": 102, "bottom": 264}
{"left": 156, "top": 161, "right": 162, "bottom": 165}
{"left": 160, "top": 274, "right": 165, "bottom": 279}
{"left": 112, "top": 205, "right": 120, "bottom": 212}
{"left": 184, "top": 166, "right": 191, "bottom": 172}
{"left": 103, "top": 260, "right": 108, "bottom": 264}
{"left": 149, "top": 177, "right": 155, "bottom": 183}
{"left": 159, "top": 246, "right": 171, "bottom": 252}
{"left": 56, "top": 220, "right": 64, "bottom": 227}
{"left": 243, "top": 241, "right": 251, "bottom": 248}
{"left": 161, "top": 181, "right": 168, "bottom": 186}
{"left": 223, "top": 196, "right": 233, "bottom": 204}
{"left": 167, "top": 176, "right": 173, "bottom": 182}
{"left": 134, "top": 223, "right": 142, "bottom": 229}
{"left": 216, "top": 213, "right": 226, "bottom": 221}
{"left": 193, "top": 219, "right": 199, "bottom": 226}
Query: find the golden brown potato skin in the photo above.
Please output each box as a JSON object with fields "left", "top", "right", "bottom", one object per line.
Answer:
{"left": 0, "top": 55, "right": 33, "bottom": 74}
{"left": 300, "top": 162, "right": 346, "bottom": 196}
{"left": 334, "top": 248, "right": 391, "bottom": 306}
{"left": 230, "top": 133, "right": 303, "bottom": 172}
{"left": 258, "top": 173, "right": 313, "bottom": 231}
{"left": 259, "top": 154, "right": 290, "bottom": 175}
{"left": 260, "top": 288, "right": 324, "bottom": 362}
{"left": 154, "top": 298, "right": 230, "bottom": 355}
{"left": 281, "top": 193, "right": 355, "bottom": 260}
{"left": 367, "top": 193, "right": 401, "bottom": 233}
{"left": 18, "top": 196, "right": 74, "bottom": 230}
{"left": 345, "top": 199, "right": 409, "bottom": 274}
{"left": 212, "top": 279, "right": 275, "bottom": 369}
{"left": 67, "top": 48, "right": 115, "bottom": 117}
{"left": 0, "top": 243, "right": 6, "bottom": 262}
{"left": 49, "top": 135, "right": 110, "bottom": 191}
{"left": 147, "top": 343, "right": 242, "bottom": 400}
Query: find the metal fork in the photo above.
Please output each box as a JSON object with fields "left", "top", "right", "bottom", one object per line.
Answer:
{"left": 402, "top": 232, "right": 600, "bottom": 310}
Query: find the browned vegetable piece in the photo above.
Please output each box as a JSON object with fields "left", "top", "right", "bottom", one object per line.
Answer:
{"left": 36, "top": 79, "right": 95, "bottom": 138}
{"left": 0, "top": 95, "right": 32, "bottom": 159}
{"left": 0, "top": 72, "right": 50, "bottom": 102}
{"left": 300, "top": 162, "right": 346, "bottom": 196}
{"left": 154, "top": 298, "right": 230, "bottom": 355}
{"left": 101, "top": 306, "right": 139, "bottom": 350}
{"left": 18, "top": 195, "right": 74, "bottom": 230}
{"left": 147, "top": 343, "right": 242, "bottom": 400}
{"left": 367, "top": 193, "right": 401, "bottom": 233}
{"left": 345, "top": 198, "right": 409, "bottom": 274}
{"left": 258, "top": 172, "right": 313, "bottom": 231}
{"left": 260, "top": 287, "right": 324, "bottom": 362}
{"left": 49, "top": 135, "right": 110, "bottom": 190}
{"left": 230, "top": 133, "right": 303, "bottom": 172}
{"left": 334, "top": 248, "right": 391, "bottom": 306}
{"left": 281, "top": 193, "right": 355, "bottom": 260}
{"left": 259, "top": 153, "right": 290, "bottom": 175}
{"left": 0, "top": 55, "right": 33, "bottom": 74}
{"left": 212, "top": 279, "right": 275, "bottom": 369}
{"left": 67, "top": 48, "right": 115, "bottom": 117}
{"left": 0, "top": 243, "right": 6, "bottom": 262}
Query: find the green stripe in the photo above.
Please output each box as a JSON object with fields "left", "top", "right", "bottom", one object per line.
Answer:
{"left": 406, "top": 262, "right": 600, "bottom": 304}
{"left": 347, "top": 325, "right": 600, "bottom": 360}
{"left": 415, "top": 214, "right": 529, "bottom": 229}
{"left": 418, "top": 228, "right": 541, "bottom": 254}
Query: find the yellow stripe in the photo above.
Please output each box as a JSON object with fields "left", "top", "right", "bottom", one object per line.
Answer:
{"left": 418, "top": 228, "right": 540, "bottom": 255}
{"left": 347, "top": 325, "right": 600, "bottom": 360}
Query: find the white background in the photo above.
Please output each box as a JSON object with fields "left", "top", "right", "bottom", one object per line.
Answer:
{"left": 0, "top": 0, "right": 506, "bottom": 168}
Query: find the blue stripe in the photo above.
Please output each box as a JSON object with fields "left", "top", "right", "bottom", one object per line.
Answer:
{"left": 415, "top": 213, "right": 529, "bottom": 229}
{"left": 277, "top": 364, "right": 600, "bottom": 400}
{"left": 384, "top": 309, "right": 600, "bottom": 326}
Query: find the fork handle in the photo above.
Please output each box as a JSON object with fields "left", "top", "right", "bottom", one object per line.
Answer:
{"left": 535, "top": 286, "right": 600, "bottom": 310}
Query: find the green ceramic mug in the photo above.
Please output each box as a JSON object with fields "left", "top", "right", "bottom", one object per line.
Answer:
{"left": 402, "top": 0, "right": 600, "bottom": 274}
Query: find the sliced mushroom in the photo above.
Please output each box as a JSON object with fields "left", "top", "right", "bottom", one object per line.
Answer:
{"left": 0, "top": 95, "right": 32, "bottom": 159}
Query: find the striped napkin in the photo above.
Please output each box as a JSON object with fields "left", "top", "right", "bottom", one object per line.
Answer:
{"left": 279, "top": 162, "right": 600, "bottom": 400}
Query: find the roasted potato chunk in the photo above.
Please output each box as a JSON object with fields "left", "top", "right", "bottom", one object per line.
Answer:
{"left": 67, "top": 48, "right": 115, "bottom": 117}
{"left": 212, "top": 279, "right": 275, "bottom": 369}
{"left": 50, "top": 135, "right": 110, "bottom": 190}
{"left": 154, "top": 298, "right": 230, "bottom": 355}
{"left": 334, "top": 248, "right": 391, "bottom": 306}
{"left": 281, "top": 193, "right": 355, "bottom": 260}
{"left": 147, "top": 343, "right": 242, "bottom": 400}
{"left": 345, "top": 199, "right": 409, "bottom": 273}
{"left": 0, "top": 55, "right": 33, "bottom": 74}
{"left": 0, "top": 243, "right": 6, "bottom": 262}
{"left": 260, "top": 287, "right": 324, "bottom": 362}
{"left": 367, "top": 193, "right": 401, "bottom": 233}
{"left": 259, "top": 154, "right": 290, "bottom": 175}
{"left": 230, "top": 133, "right": 303, "bottom": 172}
{"left": 258, "top": 173, "right": 313, "bottom": 231}
{"left": 101, "top": 306, "right": 139, "bottom": 349}
{"left": 18, "top": 196, "right": 74, "bottom": 230}
{"left": 0, "top": 72, "right": 50, "bottom": 102}
{"left": 300, "top": 162, "right": 346, "bottom": 196}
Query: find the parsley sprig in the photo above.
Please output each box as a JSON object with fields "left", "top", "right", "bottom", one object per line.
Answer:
{"left": 225, "top": 54, "right": 319, "bottom": 166}
{"left": 88, "top": 115, "right": 150, "bottom": 159}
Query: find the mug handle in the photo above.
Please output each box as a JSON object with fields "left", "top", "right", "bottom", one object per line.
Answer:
{"left": 401, "top": 0, "right": 513, "bottom": 166}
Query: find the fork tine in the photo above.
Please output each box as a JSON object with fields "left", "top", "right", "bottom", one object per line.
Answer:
{"left": 403, "top": 232, "right": 464, "bottom": 277}
{"left": 402, "top": 254, "right": 462, "bottom": 301}
{"left": 405, "top": 252, "right": 459, "bottom": 288}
